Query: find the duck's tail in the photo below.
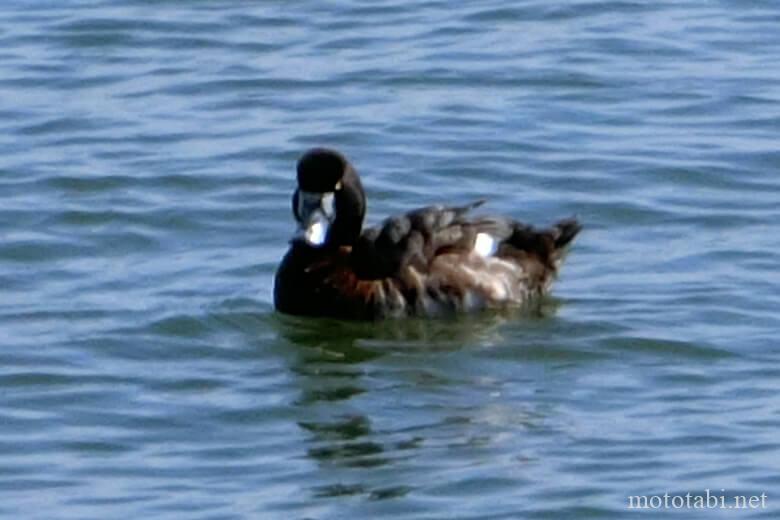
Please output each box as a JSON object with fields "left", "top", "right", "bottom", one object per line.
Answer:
{"left": 553, "top": 217, "right": 582, "bottom": 249}
{"left": 501, "top": 217, "right": 581, "bottom": 269}
{"left": 551, "top": 217, "right": 582, "bottom": 267}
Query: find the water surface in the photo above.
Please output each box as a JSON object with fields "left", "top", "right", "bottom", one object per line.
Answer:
{"left": 1, "top": 1, "right": 779, "bottom": 518}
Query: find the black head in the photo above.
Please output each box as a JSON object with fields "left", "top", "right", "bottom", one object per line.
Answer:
{"left": 292, "top": 148, "right": 366, "bottom": 248}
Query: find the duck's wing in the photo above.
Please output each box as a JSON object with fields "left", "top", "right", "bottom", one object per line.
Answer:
{"left": 352, "top": 201, "right": 580, "bottom": 276}
{"left": 350, "top": 200, "right": 487, "bottom": 279}
{"left": 348, "top": 202, "right": 581, "bottom": 316}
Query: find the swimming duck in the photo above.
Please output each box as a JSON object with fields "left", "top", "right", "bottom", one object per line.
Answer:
{"left": 274, "top": 148, "right": 581, "bottom": 320}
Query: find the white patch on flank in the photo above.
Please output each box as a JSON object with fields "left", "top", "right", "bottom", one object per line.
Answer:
{"left": 474, "top": 232, "right": 499, "bottom": 257}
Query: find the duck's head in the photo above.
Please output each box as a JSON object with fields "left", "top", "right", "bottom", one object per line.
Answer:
{"left": 292, "top": 148, "right": 366, "bottom": 248}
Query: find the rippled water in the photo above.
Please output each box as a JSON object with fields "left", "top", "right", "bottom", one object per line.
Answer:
{"left": 1, "top": 1, "right": 779, "bottom": 518}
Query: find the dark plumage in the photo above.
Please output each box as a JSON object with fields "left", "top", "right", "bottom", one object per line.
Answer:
{"left": 274, "top": 148, "right": 581, "bottom": 320}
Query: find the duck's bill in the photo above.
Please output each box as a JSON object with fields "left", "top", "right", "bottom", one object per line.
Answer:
{"left": 296, "top": 209, "right": 330, "bottom": 246}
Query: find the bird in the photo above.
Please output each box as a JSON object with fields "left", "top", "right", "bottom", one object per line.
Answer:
{"left": 274, "top": 148, "right": 581, "bottom": 320}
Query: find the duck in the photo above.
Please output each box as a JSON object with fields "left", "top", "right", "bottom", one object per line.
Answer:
{"left": 274, "top": 148, "right": 581, "bottom": 320}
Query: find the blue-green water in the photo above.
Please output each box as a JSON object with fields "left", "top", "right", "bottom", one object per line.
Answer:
{"left": 2, "top": 1, "right": 779, "bottom": 518}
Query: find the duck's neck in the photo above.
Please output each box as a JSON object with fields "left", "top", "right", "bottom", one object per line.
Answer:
{"left": 326, "top": 217, "right": 361, "bottom": 248}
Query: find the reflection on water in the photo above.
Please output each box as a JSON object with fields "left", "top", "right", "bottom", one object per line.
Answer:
{"left": 274, "top": 298, "right": 562, "bottom": 352}
{"left": 273, "top": 311, "right": 562, "bottom": 507}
